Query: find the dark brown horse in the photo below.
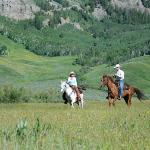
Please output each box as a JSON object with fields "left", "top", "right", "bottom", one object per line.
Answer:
{"left": 100, "top": 75, "right": 144, "bottom": 107}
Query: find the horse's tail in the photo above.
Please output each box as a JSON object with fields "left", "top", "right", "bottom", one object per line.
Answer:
{"left": 134, "top": 87, "right": 145, "bottom": 100}
{"left": 78, "top": 85, "right": 86, "bottom": 91}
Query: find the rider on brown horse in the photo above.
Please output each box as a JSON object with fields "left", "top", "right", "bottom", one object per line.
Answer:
{"left": 100, "top": 74, "right": 144, "bottom": 107}
{"left": 113, "top": 64, "right": 124, "bottom": 100}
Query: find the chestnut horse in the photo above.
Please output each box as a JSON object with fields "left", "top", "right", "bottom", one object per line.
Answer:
{"left": 100, "top": 75, "right": 144, "bottom": 107}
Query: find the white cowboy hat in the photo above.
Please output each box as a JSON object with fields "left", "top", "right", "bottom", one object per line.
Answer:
{"left": 69, "top": 71, "right": 76, "bottom": 76}
{"left": 114, "top": 64, "right": 121, "bottom": 68}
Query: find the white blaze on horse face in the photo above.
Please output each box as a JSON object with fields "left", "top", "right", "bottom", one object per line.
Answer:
{"left": 60, "top": 81, "right": 66, "bottom": 92}
{"left": 60, "top": 88, "right": 64, "bottom": 92}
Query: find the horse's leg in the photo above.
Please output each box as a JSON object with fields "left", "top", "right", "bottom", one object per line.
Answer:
{"left": 71, "top": 101, "right": 74, "bottom": 108}
{"left": 124, "top": 95, "right": 128, "bottom": 105}
{"left": 128, "top": 95, "right": 132, "bottom": 107}
{"left": 79, "top": 94, "right": 84, "bottom": 108}
{"left": 71, "top": 102, "right": 74, "bottom": 108}
{"left": 112, "top": 98, "right": 116, "bottom": 106}
{"left": 79, "top": 100, "right": 83, "bottom": 109}
{"left": 124, "top": 94, "right": 131, "bottom": 107}
{"left": 108, "top": 98, "right": 112, "bottom": 107}
{"left": 71, "top": 97, "right": 75, "bottom": 108}
{"left": 80, "top": 98, "right": 84, "bottom": 109}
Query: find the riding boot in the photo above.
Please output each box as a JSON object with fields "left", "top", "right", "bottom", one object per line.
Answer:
{"left": 117, "top": 96, "right": 121, "bottom": 100}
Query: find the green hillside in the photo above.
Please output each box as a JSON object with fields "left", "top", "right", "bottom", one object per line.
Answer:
{"left": 84, "top": 56, "right": 150, "bottom": 93}
{"left": 1, "top": 0, "right": 150, "bottom": 67}
{"left": 0, "top": 34, "right": 149, "bottom": 94}
{"left": 0, "top": 35, "right": 80, "bottom": 89}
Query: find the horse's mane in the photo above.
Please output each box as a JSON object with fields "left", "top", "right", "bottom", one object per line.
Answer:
{"left": 103, "top": 75, "right": 130, "bottom": 88}
{"left": 103, "top": 75, "right": 114, "bottom": 83}
{"left": 107, "top": 75, "right": 114, "bottom": 83}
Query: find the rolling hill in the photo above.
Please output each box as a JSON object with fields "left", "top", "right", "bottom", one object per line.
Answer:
{"left": 84, "top": 56, "right": 150, "bottom": 93}
{"left": 0, "top": 35, "right": 80, "bottom": 90}
{"left": 0, "top": 34, "right": 149, "bottom": 95}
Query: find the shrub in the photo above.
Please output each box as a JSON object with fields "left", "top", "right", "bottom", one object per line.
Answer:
{"left": 0, "top": 85, "right": 63, "bottom": 103}
{"left": 0, "top": 85, "right": 30, "bottom": 103}
{"left": 34, "top": 89, "right": 62, "bottom": 103}
{"left": 0, "top": 43, "right": 7, "bottom": 55}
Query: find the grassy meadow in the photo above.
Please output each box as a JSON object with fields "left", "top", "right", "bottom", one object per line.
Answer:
{"left": 0, "top": 101, "right": 150, "bottom": 150}
{"left": 0, "top": 1, "right": 150, "bottom": 149}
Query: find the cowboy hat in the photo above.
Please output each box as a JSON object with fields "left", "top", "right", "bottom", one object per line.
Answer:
{"left": 69, "top": 71, "right": 76, "bottom": 76}
{"left": 114, "top": 64, "right": 121, "bottom": 68}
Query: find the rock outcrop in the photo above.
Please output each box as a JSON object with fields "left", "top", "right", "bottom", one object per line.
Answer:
{"left": 0, "top": 0, "right": 40, "bottom": 20}
{"left": 111, "top": 0, "right": 150, "bottom": 13}
{"left": 58, "top": 17, "right": 83, "bottom": 31}
{"left": 92, "top": 4, "right": 107, "bottom": 20}
{"left": 0, "top": 0, "right": 150, "bottom": 21}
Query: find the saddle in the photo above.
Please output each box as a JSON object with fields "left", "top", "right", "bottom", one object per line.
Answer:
{"left": 70, "top": 86, "right": 84, "bottom": 94}
{"left": 115, "top": 82, "right": 129, "bottom": 90}
{"left": 106, "top": 83, "right": 129, "bottom": 99}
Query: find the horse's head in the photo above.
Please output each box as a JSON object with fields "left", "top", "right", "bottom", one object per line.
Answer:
{"left": 100, "top": 75, "right": 115, "bottom": 88}
{"left": 60, "top": 81, "right": 69, "bottom": 93}
{"left": 100, "top": 75, "right": 108, "bottom": 88}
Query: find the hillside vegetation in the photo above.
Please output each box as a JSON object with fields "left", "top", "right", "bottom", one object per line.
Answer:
{"left": 0, "top": 35, "right": 80, "bottom": 86}
{"left": 0, "top": 0, "right": 150, "bottom": 97}
{"left": 0, "top": 35, "right": 149, "bottom": 94}
{"left": 0, "top": 0, "right": 150, "bottom": 67}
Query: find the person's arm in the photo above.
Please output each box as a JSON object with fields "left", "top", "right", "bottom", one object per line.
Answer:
{"left": 67, "top": 77, "right": 71, "bottom": 84}
{"left": 116, "top": 70, "right": 124, "bottom": 80}
{"left": 120, "top": 71, "right": 124, "bottom": 80}
{"left": 115, "top": 71, "right": 122, "bottom": 80}
{"left": 74, "top": 78, "right": 77, "bottom": 86}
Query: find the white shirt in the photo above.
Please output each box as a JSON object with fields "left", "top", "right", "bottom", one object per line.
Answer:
{"left": 67, "top": 77, "right": 77, "bottom": 86}
{"left": 116, "top": 69, "right": 124, "bottom": 80}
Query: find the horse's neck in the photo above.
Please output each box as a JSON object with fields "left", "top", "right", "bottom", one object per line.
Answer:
{"left": 65, "top": 85, "right": 73, "bottom": 95}
{"left": 107, "top": 80, "right": 117, "bottom": 92}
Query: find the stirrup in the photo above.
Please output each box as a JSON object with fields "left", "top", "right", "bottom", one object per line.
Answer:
{"left": 117, "top": 96, "right": 121, "bottom": 100}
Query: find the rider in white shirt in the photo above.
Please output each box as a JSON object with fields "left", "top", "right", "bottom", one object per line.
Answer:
{"left": 114, "top": 64, "right": 124, "bottom": 99}
{"left": 67, "top": 71, "right": 81, "bottom": 101}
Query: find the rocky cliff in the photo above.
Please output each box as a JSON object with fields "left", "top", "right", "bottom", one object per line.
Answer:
{"left": 0, "top": 0, "right": 40, "bottom": 20}
{"left": 0, "top": 0, "right": 150, "bottom": 20}
{"left": 111, "top": 0, "right": 150, "bottom": 13}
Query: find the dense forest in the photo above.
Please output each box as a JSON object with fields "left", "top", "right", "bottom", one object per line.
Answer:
{"left": 142, "top": 0, "right": 150, "bottom": 8}
{"left": 0, "top": 0, "right": 150, "bottom": 66}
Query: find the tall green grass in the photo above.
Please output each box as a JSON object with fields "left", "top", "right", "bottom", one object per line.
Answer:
{"left": 0, "top": 101, "right": 150, "bottom": 149}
